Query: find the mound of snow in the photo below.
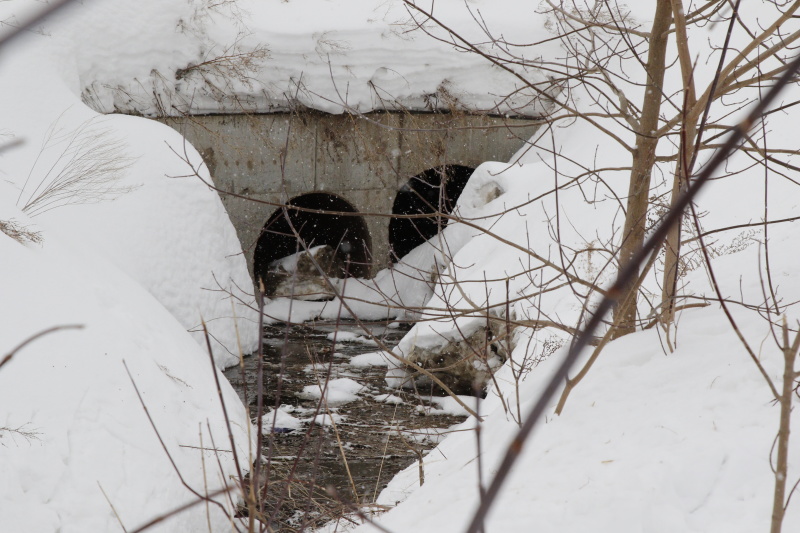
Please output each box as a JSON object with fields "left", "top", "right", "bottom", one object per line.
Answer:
{"left": 327, "top": 331, "right": 378, "bottom": 345}
{"left": 355, "top": 0, "right": 800, "bottom": 527}
{"left": 261, "top": 406, "right": 303, "bottom": 434}
{"left": 368, "top": 303, "right": 800, "bottom": 531}
{"left": 0, "top": 8, "right": 263, "bottom": 529}
{"left": 0, "top": 22, "right": 259, "bottom": 368}
{"left": 311, "top": 413, "right": 345, "bottom": 427}
{"left": 373, "top": 393, "right": 404, "bottom": 404}
{"left": 0, "top": 202, "right": 253, "bottom": 532}
{"left": 298, "top": 378, "right": 366, "bottom": 406}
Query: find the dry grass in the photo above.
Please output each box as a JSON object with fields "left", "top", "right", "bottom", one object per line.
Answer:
{"left": 0, "top": 218, "right": 43, "bottom": 245}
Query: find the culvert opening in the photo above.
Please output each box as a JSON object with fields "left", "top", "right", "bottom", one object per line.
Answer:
{"left": 389, "top": 165, "right": 474, "bottom": 260}
{"left": 254, "top": 194, "right": 372, "bottom": 296}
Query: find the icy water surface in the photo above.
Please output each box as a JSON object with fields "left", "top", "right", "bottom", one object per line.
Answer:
{"left": 224, "top": 321, "right": 467, "bottom": 530}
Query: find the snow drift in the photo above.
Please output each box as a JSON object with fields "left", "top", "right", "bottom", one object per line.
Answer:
{"left": 0, "top": 3, "right": 261, "bottom": 530}
{"left": 0, "top": 6, "right": 260, "bottom": 367}
{"left": 0, "top": 190, "right": 253, "bottom": 532}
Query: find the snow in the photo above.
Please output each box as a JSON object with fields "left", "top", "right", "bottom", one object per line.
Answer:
{"left": 7, "top": 0, "right": 550, "bottom": 117}
{"left": 370, "top": 303, "right": 800, "bottom": 532}
{"left": 261, "top": 405, "right": 350, "bottom": 432}
{"left": 426, "top": 395, "right": 479, "bottom": 417}
{"left": 273, "top": 244, "right": 331, "bottom": 272}
{"left": 261, "top": 406, "right": 304, "bottom": 433}
{"left": 373, "top": 393, "right": 404, "bottom": 405}
{"left": 342, "top": 2, "right": 800, "bottom": 532}
{"left": 298, "top": 377, "right": 366, "bottom": 407}
{"left": 327, "top": 331, "right": 360, "bottom": 342}
{"left": 349, "top": 351, "right": 393, "bottom": 368}
{"left": 327, "top": 331, "right": 378, "bottom": 345}
{"left": 4, "top": 0, "right": 800, "bottom": 532}
{"left": 383, "top": 156, "right": 607, "bottom": 388}
{"left": 1, "top": 2, "right": 262, "bottom": 530}
{"left": 312, "top": 413, "right": 345, "bottom": 427}
{"left": 262, "top": 237, "right": 453, "bottom": 323}
{"left": 0, "top": 210, "right": 253, "bottom": 532}
{"left": 0, "top": 23, "right": 259, "bottom": 368}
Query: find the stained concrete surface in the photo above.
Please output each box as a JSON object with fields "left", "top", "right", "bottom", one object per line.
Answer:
{"left": 159, "top": 111, "right": 539, "bottom": 278}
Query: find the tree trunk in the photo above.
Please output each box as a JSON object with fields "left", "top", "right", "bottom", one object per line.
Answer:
{"left": 661, "top": 0, "right": 697, "bottom": 326}
{"left": 613, "top": 0, "right": 673, "bottom": 338}
{"left": 770, "top": 321, "right": 799, "bottom": 533}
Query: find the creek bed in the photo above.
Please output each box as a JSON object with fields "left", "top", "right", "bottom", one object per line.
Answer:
{"left": 224, "top": 321, "right": 467, "bottom": 531}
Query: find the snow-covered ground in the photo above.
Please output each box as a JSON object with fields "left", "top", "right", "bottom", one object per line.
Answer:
{"left": 3, "top": 0, "right": 800, "bottom": 532}
{"left": 0, "top": 40, "right": 261, "bottom": 368}
{"left": 317, "top": 2, "right": 800, "bottom": 532}
{"left": 371, "top": 299, "right": 800, "bottom": 532}
{"left": 1, "top": 1, "right": 262, "bottom": 530}
{"left": 0, "top": 204, "right": 254, "bottom": 532}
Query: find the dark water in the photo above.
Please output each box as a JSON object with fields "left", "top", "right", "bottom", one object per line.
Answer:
{"left": 223, "top": 321, "right": 466, "bottom": 530}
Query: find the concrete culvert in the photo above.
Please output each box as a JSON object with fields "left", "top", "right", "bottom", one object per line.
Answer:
{"left": 389, "top": 165, "right": 474, "bottom": 260}
{"left": 254, "top": 193, "right": 372, "bottom": 298}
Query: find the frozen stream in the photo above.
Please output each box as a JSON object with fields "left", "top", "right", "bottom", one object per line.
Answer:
{"left": 224, "top": 321, "right": 467, "bottom": 530}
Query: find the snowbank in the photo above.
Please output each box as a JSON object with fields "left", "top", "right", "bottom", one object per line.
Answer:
{"left": 0, "top": 12, "right": 260, "bottom": 367}
{"left": 348, "top": 1, "right": 800, "bottom": 530}
{"left": 366, "top": 137, "right": 800, "bottom": 531}
{"left": 369, "top": 198, "right": 800, "bottom": 531}
{"left": 0, "top": 4, "right": 263, "bottom": 530}
{"left": 262, "top": 236, "right": 450, "bottom": 323}
{"left": 385, "top": 147, "right": 621, "bottom": 389}
{"left": 261, "top": 406, "right": 303, "bottom": 433}
{"left": 369, "top": 302, "right": 800, "bottom": 532}
{"left": 0, "top": 196, "right": 253, "bottom": 532}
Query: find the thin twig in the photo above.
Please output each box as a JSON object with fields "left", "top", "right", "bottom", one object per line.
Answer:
{"left": 0, "top": 325, "right": 83, "bottom": 371}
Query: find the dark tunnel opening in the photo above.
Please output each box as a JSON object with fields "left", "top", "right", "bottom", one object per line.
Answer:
{"left": 254, "top": 193, "right": 372, "bottom": 287}
{"left": 389, "top": 164, "right": 474, "bottom": 260}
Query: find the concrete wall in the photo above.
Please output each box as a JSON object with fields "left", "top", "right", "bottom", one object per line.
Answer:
{"left": 159, "top": 112, "right": 539, "bottom": 277}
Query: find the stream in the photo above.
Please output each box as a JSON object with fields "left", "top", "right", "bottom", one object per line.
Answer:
{"left": 223, "top": 320, "right": 467, "bottom": 531}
